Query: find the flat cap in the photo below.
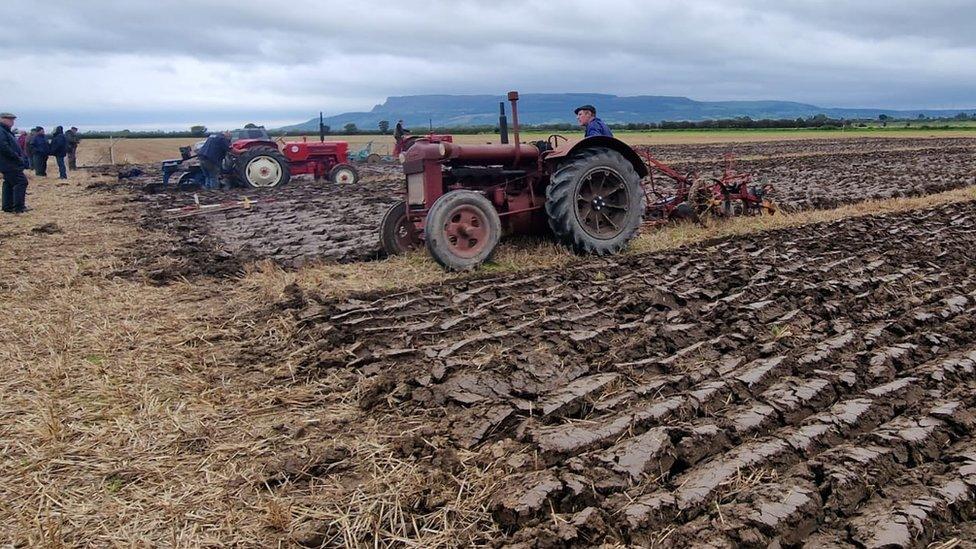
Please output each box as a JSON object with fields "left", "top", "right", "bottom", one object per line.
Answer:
{"left": 574, "top": 104, "right": 596, "bottom": 115}
{"left": 0, "top": 112, "right": 16, "bottom": 119}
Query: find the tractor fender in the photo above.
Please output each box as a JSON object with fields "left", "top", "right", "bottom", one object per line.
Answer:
{"left": 545, "top": 136, "right": 648, "bottom": 178}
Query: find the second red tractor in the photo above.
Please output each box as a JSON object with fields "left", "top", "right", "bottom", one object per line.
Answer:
{"left": 162, "top": 126, "right": 359, "bottom": 189}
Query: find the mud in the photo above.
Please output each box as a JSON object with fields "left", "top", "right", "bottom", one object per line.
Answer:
{"left": 93, "top": 137, "right": 976, "bottom": 279}
{"left": 646, "top": 135, "right": 973, "bottom": 161}
{"left": 267, "top": 197, "right": 976, "bottom": 545}
{"left": 136, "top": 163, "right": 404, "bottom": 267}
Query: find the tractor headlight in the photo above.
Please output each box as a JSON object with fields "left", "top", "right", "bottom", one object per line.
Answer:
{"left": 398, "top": 153, "right": 406, "bottom": 164}
{"left": 438, "top": 143, "right": 446, "bottom": 157}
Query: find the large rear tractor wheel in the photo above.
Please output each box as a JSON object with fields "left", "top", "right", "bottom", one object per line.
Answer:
{"left": 330, "top": 163, "right": 359, "bottom": 184}
{"left": 546, "top": 147, "right": 643, "bottom": 255}
{"left": 379, "top": 200, "right": 420, "bottom": 256}
{"left": 235, "top": 147, "right": 291, "bottom": 188}
{"left": 425, "top": 190, "right": 501, "bottom": 271}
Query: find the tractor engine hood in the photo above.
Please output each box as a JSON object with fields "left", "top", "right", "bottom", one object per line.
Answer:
{"left": 405, "top": 140, "right": 539, "bottom": 166}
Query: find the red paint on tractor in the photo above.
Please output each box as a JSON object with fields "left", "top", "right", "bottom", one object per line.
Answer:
{"left": 279, "top": 139, "right": 350, "bottom": 179}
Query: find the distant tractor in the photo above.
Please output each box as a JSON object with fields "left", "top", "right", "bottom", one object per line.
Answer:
{"left": 162, "top": 125, "right": 359, "bottom": 189}
{"left": 380, "top": 91, "right": 648, "bottom": 270}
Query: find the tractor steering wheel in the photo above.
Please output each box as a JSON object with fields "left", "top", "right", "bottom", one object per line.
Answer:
{"left": 547, "top": 134, "right": 568, "bottom": 150}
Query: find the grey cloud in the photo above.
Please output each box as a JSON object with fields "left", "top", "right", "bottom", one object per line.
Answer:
{"left": 1, "top": 0, "right": 974, "bottom": 128}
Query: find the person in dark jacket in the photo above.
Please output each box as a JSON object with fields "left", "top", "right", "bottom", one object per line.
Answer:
{"left": 196, "top": 131, "right": 231, "bottom": 189}
{"left": 49, "top": 126, "right": 68, "bottom": 179}
{"left": 66, "top": 127, "right": 81, "bottom": 170}
{"left": 16, "top": 128, "right": 29, "bottom": 169}
{"left": 0, "top": 113, "right": 30, "bottom": 214}
{"left": 25, "top": 128, "right": 36, "bottom": 169}
{"left": 574, "top": 104, "right": 614, "bottom": 138}
{"left": 393, "top": 119, "right": 410, "bottom": 155}
{"left": 30, "top": 127, "right": 49, "bottom": 176}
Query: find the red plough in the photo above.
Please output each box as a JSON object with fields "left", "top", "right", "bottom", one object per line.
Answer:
{"left": 636, "top": 146, "right": 776, "bottom": 225}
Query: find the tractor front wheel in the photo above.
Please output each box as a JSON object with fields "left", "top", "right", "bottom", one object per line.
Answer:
{"left": 330, "top": 163, "right": 359, "bottom": 184}
{"left": 425, "top": 190, "right": 501, "bottom": 271}
{"left": 379, "top": 200, "right": 420, "bottom": 256}
{"left": 546, "top": 147, "right": 643, "bottom": 255}
{"left": 235, "top": 147, "right": 291, "bottom": 188}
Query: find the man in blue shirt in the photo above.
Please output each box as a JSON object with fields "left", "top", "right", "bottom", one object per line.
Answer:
{"left": 197, "top": 131, "right": 232, "bottom": 189}
{"left": 575, "top": 104, "right": 613, "bottom": 138}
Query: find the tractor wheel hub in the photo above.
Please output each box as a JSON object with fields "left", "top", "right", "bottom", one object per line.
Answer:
{"left": 245, "top": 156, "right": 282, "bottom": 187}
{"left": 592, "top": 196, "right": 607, "bottom": 211}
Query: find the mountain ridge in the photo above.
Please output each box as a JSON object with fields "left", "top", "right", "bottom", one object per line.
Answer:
{"left": 278, "top": 93, "right": 976, "bottom": 131}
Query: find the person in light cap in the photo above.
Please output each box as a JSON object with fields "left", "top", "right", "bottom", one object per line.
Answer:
{"left": 0, "top": 112, "right": 30, "bottom": 213}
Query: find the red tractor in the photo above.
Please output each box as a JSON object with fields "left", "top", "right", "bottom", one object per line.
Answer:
{"left": 380, "top": 91, "right": 649, "bottom": 270}
{"left": 162, "top": 126, "right": 359, "bottom": 189}
{"left": 277, "top": 138, "right": 358, "bottom": 185}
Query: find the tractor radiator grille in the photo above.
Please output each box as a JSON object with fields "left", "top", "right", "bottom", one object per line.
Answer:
{"left": 407, "top": 173, "right": 425, "bottom": 205}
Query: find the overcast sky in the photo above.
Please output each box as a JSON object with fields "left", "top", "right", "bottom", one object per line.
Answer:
{"left": 3, "top": 0, "right": 975, "bottom": 130}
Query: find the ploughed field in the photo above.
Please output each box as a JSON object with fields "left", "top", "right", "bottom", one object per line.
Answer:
{"left": 647, "top": 136, "right": 976, "bottom": 162}
{"left": 277, "top": 198, "right": 976, "bottom": 546}
{"left": 668, "top": 142, "right": 976, "bottom": 211}
{"left": 113, "top": 137, "right": 976, "bottom": 272}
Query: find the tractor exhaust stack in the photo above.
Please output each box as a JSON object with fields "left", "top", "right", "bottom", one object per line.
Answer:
{"left": 508, "top": 91, "right": 520, "bottom": 164}
{"left": 499, "top": 102, "right": 509, "bottom": 144}
{"left": 319, "top": 112, "right": 325, "bottom": 143}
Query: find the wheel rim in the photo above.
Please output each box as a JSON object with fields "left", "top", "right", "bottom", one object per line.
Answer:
{"left": 389, "top": 209, "right": 418, "bottom": 251}
{"left": 441, "top": 205, "right": 491, "bottom": 259}
{"left": 334, "top": 168, "right": 355, "bottom": 184}
{"left": 245, "top": 156, "right": 281, "bottom": 187}
{"left": 574, "top": 167, "right": 630, "bottom": 239}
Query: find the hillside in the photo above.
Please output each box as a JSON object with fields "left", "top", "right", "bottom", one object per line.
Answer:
{"left": 279, "top": 93, "right": 976, "bottom": 131}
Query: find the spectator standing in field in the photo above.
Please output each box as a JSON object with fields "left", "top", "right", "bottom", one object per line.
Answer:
{"left": 574, "top": 104, "right": 614, "bottom": 138}
{"left": 0, "top": 113, "right": 30, "bottom": 214}
{"left": 16, "top": 128, "right": 29, "bottom": 168}
{"left": 25, "top": 127, "right": 36, "bottom": 169}
{"left": 66, "top": 126, "right": 81, "bottom": 170}
{"left": 49, "top": 126, "right": 68, "bottom": 179}
{"left": 197, "top": 131, "right": 232, "bottom": 189}
{"left": 30, "top": 126, "right": 49, "bottom": 176}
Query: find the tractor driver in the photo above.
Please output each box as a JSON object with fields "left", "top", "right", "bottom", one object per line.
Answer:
{"left": 575, "top": 104, "right": 614, "bottom": 138}
{"left": 197, "top": 131, "right": 232, "bottom": 190}
{"left": 393, "top": 119, "right": 410, "bottom": 155}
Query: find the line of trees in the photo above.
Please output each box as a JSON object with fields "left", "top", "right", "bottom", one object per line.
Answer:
{"left": 73, "top": 112, "right": 976, "bottom": 139}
